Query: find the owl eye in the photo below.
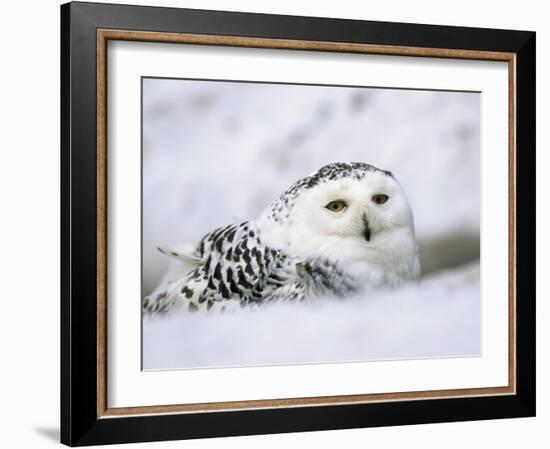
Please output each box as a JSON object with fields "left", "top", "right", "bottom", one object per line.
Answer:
{"left": 325, "top": 200, "right": 347, "bottom": 212}
{"left": 372, "top": 194, "right": 389, "bottom": 205}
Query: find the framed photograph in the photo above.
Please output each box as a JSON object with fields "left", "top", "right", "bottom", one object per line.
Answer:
{"left": 60, "top": 1, "right": 536, "bottom": 446}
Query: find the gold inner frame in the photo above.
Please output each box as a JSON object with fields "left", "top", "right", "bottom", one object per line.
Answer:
{"left": 96, "top": 29, "right": 517, "bottom": 419}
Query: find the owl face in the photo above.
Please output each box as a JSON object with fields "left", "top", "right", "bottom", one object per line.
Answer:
{"left": 260, "top": 163, "right": 418, "bottom": 267}
{"left": 292, "top": 169, "right": 414, "bottom": 252}
{"left": 300, "top": 169, "right": 409, "bottom": 231}
{"left": 260, "top": 165, "right": 416, "bottom": 266}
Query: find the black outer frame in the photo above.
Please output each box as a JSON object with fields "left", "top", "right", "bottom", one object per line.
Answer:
{"left": 60, "top": 1, "right": 536, "bottom": 446}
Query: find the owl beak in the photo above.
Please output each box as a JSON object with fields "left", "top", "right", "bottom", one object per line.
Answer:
{"left": 361, "top": 214, "right": 371, "bottom": 241}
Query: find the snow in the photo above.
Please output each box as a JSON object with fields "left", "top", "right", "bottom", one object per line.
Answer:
{"left": 143, "top": 262, "right": 480, "bottom": 369}
{"left": 141, "top": 78, "right": 481, "bottom": 370}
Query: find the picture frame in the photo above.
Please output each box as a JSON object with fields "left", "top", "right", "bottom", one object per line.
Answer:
{"left": 60, "top": 1, "right": 535, "bottom": 446}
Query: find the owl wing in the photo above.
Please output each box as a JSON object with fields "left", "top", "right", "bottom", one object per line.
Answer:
{"left": 143, "top": 221, "right": 301, "bottom": 314}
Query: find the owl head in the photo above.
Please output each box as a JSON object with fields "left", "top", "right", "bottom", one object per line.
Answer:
{"left": 261, "top": 162, "right": 418, "bottom": 267}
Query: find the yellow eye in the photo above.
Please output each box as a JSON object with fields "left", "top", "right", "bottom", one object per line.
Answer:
{"left": 325, "top": 200, "right": 347, "bottom": 212}
{"left": 372, "top": 194, "right": 389, "bottom": 205}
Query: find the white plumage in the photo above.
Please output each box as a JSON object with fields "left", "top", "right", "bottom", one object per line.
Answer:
{"left": 143, "top": 162, "right": 420, "bottom": 314}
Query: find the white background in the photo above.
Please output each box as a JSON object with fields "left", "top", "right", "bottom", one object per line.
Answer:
{"left": 0, "top": 0, "right": 546, "bottom": 448}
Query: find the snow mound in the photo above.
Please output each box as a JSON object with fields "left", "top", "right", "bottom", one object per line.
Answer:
{"left": 143, "top": 262, "right": 480, "bottom": 370}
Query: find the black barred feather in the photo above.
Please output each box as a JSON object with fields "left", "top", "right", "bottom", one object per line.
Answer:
{"left": 142, "top": 218, "right": 356, "bottom": 314}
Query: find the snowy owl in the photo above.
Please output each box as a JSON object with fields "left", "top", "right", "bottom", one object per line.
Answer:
{"left": 143, "top": 162, "right": 420, "bottom": 314}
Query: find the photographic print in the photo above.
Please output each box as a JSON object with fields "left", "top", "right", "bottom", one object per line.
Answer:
{"left": 62, "top": 5, "right": 535, "bottom": 444}
{"left": 141, "top": 78, "right": 481, "bottom": 370}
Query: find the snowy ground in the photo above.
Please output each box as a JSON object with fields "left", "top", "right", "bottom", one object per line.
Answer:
{"left": 141, "top": 78, "right": 481, "bottom": 370}
{"left": 143, "top": 262, "right": 480, "bottom": 369}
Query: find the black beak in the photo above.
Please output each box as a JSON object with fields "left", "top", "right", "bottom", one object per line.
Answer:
{"left": 361, "top": 214, "right": 371, "bottom": 242}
